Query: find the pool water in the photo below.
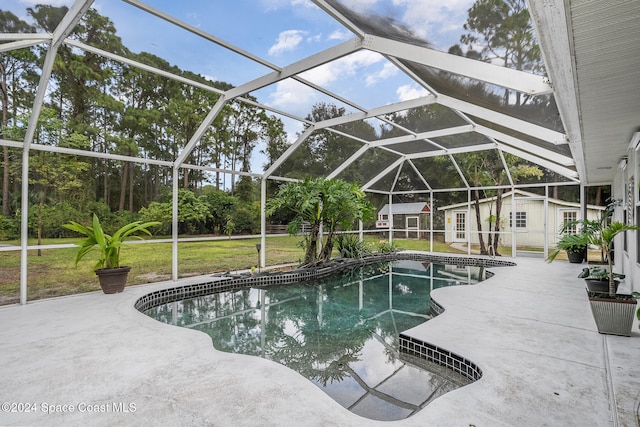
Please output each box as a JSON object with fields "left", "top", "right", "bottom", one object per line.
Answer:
{"left": 144, "top": 260, "right": 487, "bottom": 421}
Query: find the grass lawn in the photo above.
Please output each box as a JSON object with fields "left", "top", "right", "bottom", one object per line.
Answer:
{"left": 0, "top": 235, "right": 464, "bottom": 305}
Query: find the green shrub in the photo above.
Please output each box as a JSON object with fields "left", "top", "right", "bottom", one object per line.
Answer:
{"left": 138, "top": 201, "right": 172, "bottom": 235}
{"left": 337, "top": 234, "right": 371, "bottom": 259}
{"left": 0, "top": 215, "right": 19, "bottom": 240}
{"left": 229, "top": 207, "right": 260, "bottom": 234}
{"left": 28, "top": 202, "right": 81, "bottom": 238}
{"left": 376, "top": 240, "right": 398, "bottom": 253}
{"left": 200, "top": 187, "right": 237, "bottom": 234}
{"left": 138, "top": 189, "right": 211, "bottom": 235}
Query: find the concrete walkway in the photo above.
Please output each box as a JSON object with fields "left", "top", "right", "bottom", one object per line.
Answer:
{"left": 1, "top": 255, "right": 639, "bottom": 426}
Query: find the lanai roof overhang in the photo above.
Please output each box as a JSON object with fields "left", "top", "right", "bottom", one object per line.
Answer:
{"left": 530, "top": 0, "right": 640, "bottom": 187}
{"left": 0, "top": 0, "right": 586, "bottom": 197}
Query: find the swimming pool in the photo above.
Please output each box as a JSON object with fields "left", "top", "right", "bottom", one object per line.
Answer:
{"left": 142, "top": 258, "right": 493, "bottom": 421}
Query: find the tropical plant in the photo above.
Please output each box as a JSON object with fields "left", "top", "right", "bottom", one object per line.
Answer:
{"left": 546, "top": 232, "right": 590, "bottom": 263}
{"left": 578, "top": 266, "right": 624, "bottom": 282}
{"left": 318, "top": 179, "right": 375, "bottom": 261}
{"left": 223, "top": 215, "right": 235, "bottom": 239}
{"left": 376, "top": 241, "right": 398, "bottom": 253}
{"left": 63, "top": 214, "right": 160, "bottom": 270}
{"left": 336, "top": 234, "right": 370, "bottom": 259}
{"left": 592, "top": 221, "right": 640, "bottom": 297}
{"left": 266, "top": 177, "right": 374, "bottom": 265}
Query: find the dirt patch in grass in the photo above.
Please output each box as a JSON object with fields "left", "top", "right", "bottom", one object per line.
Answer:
{"left": 0, "top": 295, "right": 19, "bottom": 305}
{"left": 136, "top": 272, "right": 172, "bottom": 282}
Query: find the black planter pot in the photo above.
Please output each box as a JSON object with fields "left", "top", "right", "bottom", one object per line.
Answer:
{"left": 567, "top": 249, "right": 585, "bottom": 263}
{"left": 95, "top": 266, "right": 131, "bottom": 294}
{"left": 584, "top": 279, "right": 619, "bottom": 294}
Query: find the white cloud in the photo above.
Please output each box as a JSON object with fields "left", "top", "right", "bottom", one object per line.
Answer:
{"left": 300, "top": 50, "right": 384, "bottom": 86}
{"left": 19, "top": 0, "right": 72, "bottom": 5}
{"left": 266, "top": 51, "right": 387, "bottom": 118}
{"left": 396, "top": 84, "right": 429, "bottom": 102}
{"left": 327, "top": 29, "right": 352, "bottom": 41}
{"left": 345, "top": 0, "right": 381, "bottom": 13}
{"left": 260, "top": 0, "right": 314, "bottom": 11}
{"left": 267, "top": 78, "right": 317, "bottom": 111}
{"left": 365, "top": 62, "right": 398, "bottom": 86}
{"left": 268, "top": 30, "right": 308, "bottom": 56}
{"left": 392, "top": 0, "right": 474, "bottom": 43}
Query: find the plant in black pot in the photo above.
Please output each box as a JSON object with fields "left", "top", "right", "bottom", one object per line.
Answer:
{"left": 585, "top": 220, "right": 639, "bottom": 336}
{"left": 547, "top": 232, "right": 590, "bottom": 264}
{"left": 578, "top": 266, "right": 624, "bottom": 293}
{"left": 558, "top": 209, "right": 610, "bottom": 264}
{"left": 63, "top": 214, "right": 160, "bottom": 294}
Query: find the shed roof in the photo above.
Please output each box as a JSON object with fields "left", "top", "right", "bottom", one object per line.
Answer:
{"left": 378, "top": 202, "right": 430, "bottom": 215}
{"left": 437, "top": 189, "right": 606, "bottom": 211}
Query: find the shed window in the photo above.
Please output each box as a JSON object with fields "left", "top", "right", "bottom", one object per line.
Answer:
{"left": 509, "top": 211, "right": 527, "bottom": 228}
{"left": 562, "top": 211, "right": 578, "bottom": 234}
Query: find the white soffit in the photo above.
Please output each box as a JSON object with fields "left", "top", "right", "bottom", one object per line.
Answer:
{"left": 569, "top": 0, "right": 640, "bottom": 185}
{"left": 530, "top": 0, "right": 640, "bottom": 185}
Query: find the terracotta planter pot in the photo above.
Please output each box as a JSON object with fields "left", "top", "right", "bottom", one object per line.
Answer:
{"left": 95, "top": 266, "right": 131, "bottom": 294}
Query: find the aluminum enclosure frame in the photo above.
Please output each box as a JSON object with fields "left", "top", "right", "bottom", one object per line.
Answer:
{"left": 0, "top": 0, "right": 587, "bottom": 304}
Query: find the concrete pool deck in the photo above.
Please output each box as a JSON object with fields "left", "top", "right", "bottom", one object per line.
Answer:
{"left": 1, "top": 255, "right": 639, "bottom": 426}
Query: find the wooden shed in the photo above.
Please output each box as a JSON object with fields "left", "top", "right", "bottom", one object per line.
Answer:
{"left": 377, "top": 202, "right": 430, "bottom": 238}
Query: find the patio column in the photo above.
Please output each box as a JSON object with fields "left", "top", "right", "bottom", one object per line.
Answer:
{"left": 544, "top": 185, "right": 549, "bottom": 259}
{"left": 260, "top": 178, "right": 266, "bottom": 268}
{"left": 19, "top": 0, "right": 95, "bottom": 304}
{"left": 429, "top": 191, "right": 433, "bottom": 252}
{"left": 388, "top": 193, "right": 393, "bottom": 245}
{"left": 171, "top": 167, "right": 179, "bottom": 281}
{"left": 467, "top": 189, "right": 471, "bottom": 255}
{"left": 580, "top": 183, "right": 587, "bottom": 224}
{"left": 511, "top": 189, "right": 516, "bottom": 257}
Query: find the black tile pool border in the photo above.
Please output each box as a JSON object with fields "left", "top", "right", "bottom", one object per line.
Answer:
{"left": 399, "top": 335, "right": 483, "bottom": 382}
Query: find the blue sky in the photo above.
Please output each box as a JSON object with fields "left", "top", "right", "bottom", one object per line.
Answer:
{"left": 4, "top": 0, "right": 476, "bottom": 171}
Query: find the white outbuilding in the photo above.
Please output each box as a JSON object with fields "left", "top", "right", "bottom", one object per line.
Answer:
{"left": 438, "top": 189, "right": 605, "bottom": 249}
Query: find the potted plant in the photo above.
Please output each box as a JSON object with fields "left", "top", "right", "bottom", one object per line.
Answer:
{"left": 577, "top": 266, "right": 624, "bottom": 293}
{"left": 63, "top": 214, "right": 160, "bottom": 294}
{"left": 547, "top": 232, "right": 590, "bottom": 263}
{"left": 559, "top": 210, "right": 609, "bottom": 264}
{"left": 585, "top": 220, "right": 639, "bottom": 336}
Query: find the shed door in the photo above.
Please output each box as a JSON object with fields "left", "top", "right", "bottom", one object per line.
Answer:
{"left": 454, "top": 211, "right": 466, "bottom": 242}
{"left": 512, "top": 196, "right": 546, "bottom": 258}
{"left": 406, "top": 216, "right": 419, "bottom": 238}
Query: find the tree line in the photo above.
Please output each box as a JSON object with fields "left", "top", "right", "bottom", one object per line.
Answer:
{"left": 0, "top": 5, "right": 288, "bottom": 239}
{"left": 0, "top": 1, "right": 604, "bottom": 252}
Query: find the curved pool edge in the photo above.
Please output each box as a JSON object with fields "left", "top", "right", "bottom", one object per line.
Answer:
{"left": 399, "top": 332, "right": 484, "bottom": 383}
{"left": 135, "top": 251, "right": 516, "bottom": 397}
{"left": 134, "top": 251, "right": 516, "bottom": 313}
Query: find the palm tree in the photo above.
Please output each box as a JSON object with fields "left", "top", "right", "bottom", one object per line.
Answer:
{"left": 595, "top": 221, "right": 639, "bottom": 296}
{"left": 319, "top": 179, "right": 374, "bottom": 261}
{"left": 266, "top": 177, "right": 374, "bottom": 265}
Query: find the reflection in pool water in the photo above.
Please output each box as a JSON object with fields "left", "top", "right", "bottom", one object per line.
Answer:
{"left": 144, "top": 260, "right": 487, "bottom": 421}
